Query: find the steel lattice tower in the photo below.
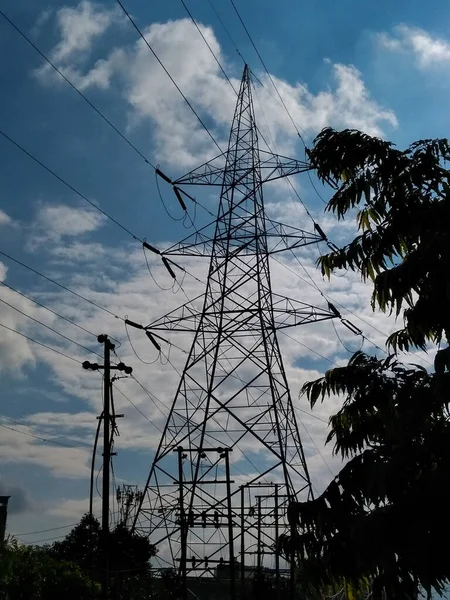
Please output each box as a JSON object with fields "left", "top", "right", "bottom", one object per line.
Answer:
{"left": 132, "top": 66, "right": 335, "bottom": 596}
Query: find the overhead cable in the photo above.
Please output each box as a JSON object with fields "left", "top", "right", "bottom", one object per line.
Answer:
{"left": 0, "top": 127, "right": 142, "bottom": 242}
{"left": 0, "top": 321, "right": 81, "bottom": 364}
{"left": 116, "top": 0, "right": 223, "bottom": 154}
{"left": 179, "top": 0, "right": 238, "bottom": 95}
{"left": 0, "top": 296, "right": 103, "bottom": 359}
{"left": 0, "top": 249, "right": 123, "bottom": 330}
{"left": 0, "top": 8, "right": 156, "bottom": 170}
{"left": 0, "top": 280, "right": 100, "bottom": 340}
{"left": 0, "top": 421, "right": 91, "bottom": 454}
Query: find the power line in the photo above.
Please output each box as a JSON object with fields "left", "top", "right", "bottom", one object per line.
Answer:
{"left": 296, "top": 410, "right": 335, "bottom": 479}
{"left": 279, "top": 329, "right": 338, "bottom": 367}
{"left": 0, "top": 321, "right": 81, "bottom": 363}
{"left": 19, "top": 533, "right": 68, "bottom": 544}
{"left": 112, "top": 383, "right": 163, "bottom": 433}
{"left": 0, "top": 280, "right": 100, "bottom": 340}
{"left": 272, "top": 254, "right": 389, "bottom": 352}
{"left": 125, "top": 321, "right": 161, "bottom": 365}
{"left": 0, "top": 127, "right": 142, "bottom": 242}
{"left": 1, "top": 9, "right": 215, "bottom": 227}
{"left": 0, "top": 249, "right": 122, "bottom": 324}
{"left": 296, "top": 407, "right": 329, "bottom": 425}
{"left": 331, "top": 319, "right": 364, "bottom": 355}
{"left": 3, "top": 8, "right": 228, "bottom": 240}
{"left": 273, "top": 252, "right": 433, "bottom": 366}
{"left": 12, "top": 523, "right": 77, "bottom": 536}
{"left": 207, "top": 0, "right": 245, "bottom": 63}
{"left": 229, "top": 2, "right": 330, "bottom": 207}
{"left": 130, "top": 376, "right": 168, "bottom": 421}
{"left": 179, "top": 0, "right": 238, "bottom": 95}
{"left": 0, "top": 8, "right": 216, "bottom": 228}
{"left": 229, "top": 0, "right": 309, "bottom": 145}
{"left": 115, "top": 0, "right": 223, "bottom": 154}
{"left": 0, "top": 8, "right": 156, "bottom": 170}
{"left": 0, "top": 296, "right": 103, "bottom": 359}
{"left": 0, "top": 421, "right": 91, "bottom": 454}
{"left": 251, "top": 78, "right": 325, "bottom": 226}
{"left": 0, "top": 414, "right": 93, "bottom": 450}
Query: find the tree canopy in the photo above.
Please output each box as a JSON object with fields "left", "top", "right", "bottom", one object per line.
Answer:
{"left": 0, "top": 514, "right": 157, "bottom": 599}
{"left": 50, "top": 513, "right": 156, "bottom": 599}
{"left": 286, "top": 128, "right": 450, "bottom": 599}
{"left": 308, "top": 127, "right": 450, "bottom": 354}
{"left": 0, "top": 536, "right": 95, "bottom": 600}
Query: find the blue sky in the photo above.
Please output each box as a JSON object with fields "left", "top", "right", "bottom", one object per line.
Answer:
{"left": 0, "top": 0, "right": 449, "bottom": 548}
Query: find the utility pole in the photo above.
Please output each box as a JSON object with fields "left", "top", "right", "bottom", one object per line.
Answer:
{"left": 0, "top": 496, "right": 10, "bottom": 543}
{"left": 83, "top": 335, "right": 132, "bottom": 600}
{"left": 274, "top": 485, "right": 280, "bottom": 600}
{"left": 102, "top": 334, "right": 111, "bottom": 596}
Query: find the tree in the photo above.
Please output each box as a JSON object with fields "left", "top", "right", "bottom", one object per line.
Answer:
{"left": 0, "top": 536, "right": 95, "bottom": 599}
{"left": 50, "top": 513, "right": 156, "bottom": 599}
{"left": 285, "top": 128, "right": 450, "bottom": 598}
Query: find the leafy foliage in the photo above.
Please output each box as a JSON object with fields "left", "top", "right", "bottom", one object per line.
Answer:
{"left": 307, "top": 128, "right": 450, "bottom": 351}
{"left": 290, "top": 354, "right": 450, "bottom": 597}
{"left": 0, "top": 536, "right": 95, "bottom": 599}
{"left": 288, "top": 128, "right": 450, "bottom": 598}
{"left": 0, "top": 514, "right": 157, "bottom": 599}
{"left": 50, "top": 513, "right": 156, "bottom": 599}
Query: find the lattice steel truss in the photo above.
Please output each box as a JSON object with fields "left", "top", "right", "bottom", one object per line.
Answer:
{"left": 132, "top": 66, "right": 335, "bottom": 596}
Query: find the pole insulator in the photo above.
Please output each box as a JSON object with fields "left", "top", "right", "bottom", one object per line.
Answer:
{"left": 156, "top": 168, "right": 172, "bottom": 184}
{"left": 125, "top": 319, "right": 143, "bottom": 330}
{"left": 162, "top": 256, "right": 176, "bottom": 279}
{"left": 145, "top": 330, "right": 161, "bottom": 351}
{"left": 173, "top": 187, "right": 187, "bottom": 211}
{"left": 314, "top": 223, "right": 327, "bottom": 240}
{"left": 327, "top": 302, "right": 341, "bottom": 318}
{"left": 143, "top": 241, "right": 161, "bottom": 254}
{"left": 341, "top": 319, "right": 363, "bottom": 336}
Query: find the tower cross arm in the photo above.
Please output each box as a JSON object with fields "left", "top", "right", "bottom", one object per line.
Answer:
{"left": 258, "top": 150, "right": 311, "bottom": 183}
{"left": 161, "top": 219, "right": 324, "bottom": 258}
{"left": 172, "top": 151, "right": 311, "bottom": 187}
{"left": 145, "top": 296, "right": 203, "bottom": 332}
{"left": 271, "top": 294, "right": 338, "bottom": 329}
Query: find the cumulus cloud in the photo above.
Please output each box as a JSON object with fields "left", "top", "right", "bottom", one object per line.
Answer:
{"left": 378, "top": 24, "right": 450, "bottom": 68}
{"left": 34, "top": 0, "right": 121, "bottom": 81}
{"left": 0, "top": 424, "right": 90, "bottom": 478}
{"left": 0, "top": 209, "right": 12, "bottom": 226}
{"left": 0, "top": 269, "right": 36, "bottom": 374}
{"left": 35, "top": 5, "right": 396, "bottom": 169}
{"left": 29, "top": 202, "right": 106, "bottom": 248}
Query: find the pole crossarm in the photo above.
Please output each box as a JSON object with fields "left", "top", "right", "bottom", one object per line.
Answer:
{"left": 161, "top": 217, "right": 323, "bottom": 258}
{"left": 173, "top": 150, "right": 310, "bottom": 187}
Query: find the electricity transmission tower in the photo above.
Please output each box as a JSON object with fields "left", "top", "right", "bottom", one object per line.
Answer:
{"left": 131, "top": 65, "right": 335, "bottom": 597}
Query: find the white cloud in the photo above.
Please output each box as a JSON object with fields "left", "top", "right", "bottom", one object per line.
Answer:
{"left": 378, "top": 24, "right": 450, "bottom": 68}
{"left": 31, "top": 8, "right": 53, "bottom": 37}
{"left": 29, "top": 203, "right": 106, "bottom": 248}
{"left": 36, "top": 10, "right": 396, "bottom": 169}
{"left": 0, "top": 424, "right": 90, "bottom": 478}
{"left": 45, "top": 0, "right": 118, "bottom": 63}
{"left": 0, "top": 276, "right": 36, "bottom": 374}
{"left": 0, "top": 209, "right": 12, "bottom": 226}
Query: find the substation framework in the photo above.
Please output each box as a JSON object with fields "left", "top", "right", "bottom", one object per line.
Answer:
{"left": 131, "top": 65, "right": 336, "bottom": 599}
